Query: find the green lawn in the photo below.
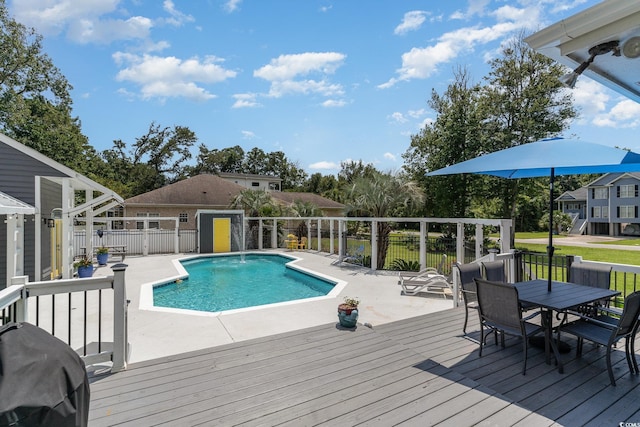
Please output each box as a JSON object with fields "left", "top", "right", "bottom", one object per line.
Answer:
{"left": 514, "top": 242, "right": 640, "bottom": 265}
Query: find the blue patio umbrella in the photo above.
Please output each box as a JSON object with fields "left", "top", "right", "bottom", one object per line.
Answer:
{"left": 428, "top": 137, "right": 640, "bottom": 291}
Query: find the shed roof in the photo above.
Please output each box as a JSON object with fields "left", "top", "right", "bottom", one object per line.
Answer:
{"left": 0, "top": 191, "right": 35, "bottom": 215}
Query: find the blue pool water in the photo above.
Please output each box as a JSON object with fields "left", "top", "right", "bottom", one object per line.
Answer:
{"left": 153, "top": 254, "right": 336, "bottom": 312}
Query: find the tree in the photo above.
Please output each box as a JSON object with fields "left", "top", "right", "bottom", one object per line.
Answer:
{"left": 100, "top": 122, "right": 197, "bottom": 197}
{"left": 230, "top": 189, "right": 278, "bottom": 248}
{"left": 186, "top": 145, "right": 245, "bottom": 175}
{"left": 287, "top": 199, "right": 323, "bottom": 238}
{"left": 403, "top": 67, "right": 483, "bottom": 218}
{"left": 0, "top": 1, "right": 98, "bottom": 174}
{"left": 479, "top": 32, "right": 577, "bottom": 221}
{"left": 345, "top": 171, "right": 424, "bottom": 268}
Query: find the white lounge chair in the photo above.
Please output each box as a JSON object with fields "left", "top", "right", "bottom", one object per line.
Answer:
{"left": 398, "top": 268, "right": 452, "bottom": 298}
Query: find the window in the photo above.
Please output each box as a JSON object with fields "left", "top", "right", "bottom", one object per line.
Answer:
{"left": 592, "top": 206, "right": 601, "bottom": 218}
{"left": 593, "top": 188, "right": 608, "bottom": 199}
{"left": 602, "top": 206, "right": 609, "bottom": 219}
{"left": 618, "top": 184, "right": 638, "bottom": 198}
{"left": 179, "top": 213, "right": 188, "bottom": 223}
{"left": 618, "top": 205, "right": 638, "bottom": 219}
{"left": 136, "top": 213, "right": 160, "bottom": 229}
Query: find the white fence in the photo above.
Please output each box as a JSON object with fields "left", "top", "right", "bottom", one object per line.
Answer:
{"left": 74, "top": 229, "right": 198, "bottom": 257}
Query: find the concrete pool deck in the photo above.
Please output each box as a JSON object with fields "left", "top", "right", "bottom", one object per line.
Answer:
{"left": 99, "top": 250, "right": 454, "bottom": 364}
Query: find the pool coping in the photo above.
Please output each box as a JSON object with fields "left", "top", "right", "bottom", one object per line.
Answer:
{"left": 138, "top": 252, "right": 348, "bottom": 317}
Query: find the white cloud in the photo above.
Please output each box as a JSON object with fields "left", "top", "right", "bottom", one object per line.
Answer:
{"left": 451, "top": 0, "right": 491, "bottom": 20}
{"left": 383, "top": 152, "right": 396, "bottom": 161}
{"left": 322, "top": 99, "right": 346, "bottom": 107}
{"left": 113, "top": 53, "right": 237, "bottom": 101}
{"left": 389, "top": 112, "right": 408, "bottom": 123}
{"left": 161, "top": 0, "right": 195, "bottom": 27}
{"left": 232, "top": 93, "right": 261, "bottom": 108}
{"left": 241, "top": 130, "right": 257, "bottom": 139}
{"left": 254, "top": 52, "right": 346, "bottom": 98}
{"left": 309, "top": 161, "right": 340, "bottom": 170}
{"left": 570, "top": 79, "right": 609, "bottom": 122}
{"left": 380, "top": 4, "right": 540, "bottom": 88}
{"left": 224, "top": 0, "right": 242, "bottom": 13}
{"left": 10, "top": 0, "right": 193, "bottom": 44}
{"left": 394, "top": 11, "right": 428, "bottom": 35}
{"left": 593, "top": 99, "right": 640, "bottom": 128}
{"left": 407, "top": 108, "right": 427, "bottom": 118}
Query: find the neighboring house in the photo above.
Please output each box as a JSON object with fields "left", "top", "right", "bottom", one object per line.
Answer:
{"left": 218, "top": 172, "right": 282, "bottom": 192}
{"left": 556, "top": 173, "right": 640, "bottom": 236}
{"left": 0, "top": 133, "right": 124, "bottom": 285}
{"left": 123, "top": 174, "right": 345, "bottom": 229}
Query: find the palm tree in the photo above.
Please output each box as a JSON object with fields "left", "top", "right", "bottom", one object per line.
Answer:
{"left": 230, "top": 189, "right": 276, "bottom": 248}
{"left": 346, "top": 171, "right": 424, "bottom": 268}
{"left": 287, "top": 199, "right": 323, "bottom": 239}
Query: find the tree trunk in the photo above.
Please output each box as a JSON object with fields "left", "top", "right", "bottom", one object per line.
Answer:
{"left": 377, "top": 222, "right": 391, "bottom": 269}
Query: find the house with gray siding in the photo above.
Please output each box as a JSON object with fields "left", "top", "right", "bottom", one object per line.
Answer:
{"left": 0, "top": 133, "right": 123, "bottom": 287}
{"left": 557, "top": 172, "right": 640, "bottom": 236}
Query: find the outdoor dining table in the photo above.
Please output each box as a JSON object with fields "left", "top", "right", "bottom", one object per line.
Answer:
{"left": 514, "top": 279, "right": 620, "bottom": 373}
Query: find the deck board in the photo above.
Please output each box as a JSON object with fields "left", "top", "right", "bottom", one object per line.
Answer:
{"left": 89, "top": 307, "right": 640, "bottom": 426}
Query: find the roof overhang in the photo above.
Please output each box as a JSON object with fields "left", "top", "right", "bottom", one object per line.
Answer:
{"left": 525, "top": 1, "right": 640, "bottom": 103}
{"left": 0, "top": 191, "right": 35, "bottom": 215}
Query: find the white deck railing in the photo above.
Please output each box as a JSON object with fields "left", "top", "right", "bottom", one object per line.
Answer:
{"left": 0, "top": 264, "right": 128, "bottom": 372}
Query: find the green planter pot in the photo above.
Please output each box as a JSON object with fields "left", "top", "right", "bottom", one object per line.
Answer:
{"left": 338, "top": 304, "right": 358, "bottom": 328}
{"left": 77, "top": 265, "right": 94, "bottom": 278}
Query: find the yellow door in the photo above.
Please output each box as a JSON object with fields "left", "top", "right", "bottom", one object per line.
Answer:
{"left": 213, "top": 218, "right": 231, "bottom": 252}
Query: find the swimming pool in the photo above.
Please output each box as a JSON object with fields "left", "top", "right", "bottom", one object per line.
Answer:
{"left": 146, "top": 253, "right": 343, "bottom": 314}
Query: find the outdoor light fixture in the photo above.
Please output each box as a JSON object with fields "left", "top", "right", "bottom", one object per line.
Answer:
{"left": 559, "top": 40, "right": 620, "bottom": 88}
{"left": 622, "top": 36, "right": 640, "bottom": 59}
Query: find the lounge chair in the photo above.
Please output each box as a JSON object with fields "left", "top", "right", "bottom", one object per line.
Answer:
{"left": 398, "top": 268, "right": 452, "bottom": 298}
{"left": 342, "top": 244, "right": 365, "bottom": 265}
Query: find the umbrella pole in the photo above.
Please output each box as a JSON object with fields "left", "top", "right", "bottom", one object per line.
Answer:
{"left": 547, "top": 168, "right": 555, "bottom": 292}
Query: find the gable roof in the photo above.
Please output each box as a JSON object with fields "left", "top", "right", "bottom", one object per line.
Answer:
{"left": 0, "top": 132, "right": 123, "bottom": 199}
{"left": 125, "top": 174, "right": 245, "bottom": 206}
{"left": 589, "top": 172, "right": 640, "bottom": 187}
{"left": 124, "top": 174, "right": 345, "bottom": 211}
{"left": 555, "top": 186, "right": 587, "bottom": 202}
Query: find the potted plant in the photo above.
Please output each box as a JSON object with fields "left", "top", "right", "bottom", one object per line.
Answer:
{"left": 74, "top": 257, "right": 94, "bottom": 278}
{"left": 338, "top": 296, "right": 359, "bottom": 328}
{"left": 96, "top": 246, "right": 109, "bottom": 265}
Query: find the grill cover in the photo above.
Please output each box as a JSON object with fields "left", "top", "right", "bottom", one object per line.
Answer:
{"left": 0, "top": 322, "right": 90, "bottom": 426}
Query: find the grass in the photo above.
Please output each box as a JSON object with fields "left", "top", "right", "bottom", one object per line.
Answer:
{"left": 515, "top": 242, "right": 640, "bottom": 265}
{"left": 596, "top": 238, "right": 640, "bottom": 246}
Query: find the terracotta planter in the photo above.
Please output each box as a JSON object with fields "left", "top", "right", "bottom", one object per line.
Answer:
{"left": 338, "top": 304, "right": 359, "bottom": 328}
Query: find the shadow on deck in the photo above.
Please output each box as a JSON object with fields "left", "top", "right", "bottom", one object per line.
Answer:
{"left": 88, "top": 307, "right": 640, "bottom": 426}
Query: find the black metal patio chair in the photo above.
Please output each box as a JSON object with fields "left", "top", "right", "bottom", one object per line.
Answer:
{"left": 481, "top": 260, "right": 506, "bottom": 282}
{"left": 475, "top": 278, "right": 544, "bottom": 375}
{"left": 453, "top": 262, "right": 482, "bottom": 334}
{"left": 560, "top": 291, "right": 640, "bottom": 386}
{"left": 569, "top": 262, "right": 613, "bottom": 315}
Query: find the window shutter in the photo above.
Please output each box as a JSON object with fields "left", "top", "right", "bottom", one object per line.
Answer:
{"left": 636, "top": 206, "right": 638, "bottom": 218}
{"left": 617, "top": 206, "right": 620, "bottom": 217}
{"left": 636, "top": 185, "right": 638, "bottom": 197}
{"left": 617, "top": 186, "right": 620, "bottom": 197}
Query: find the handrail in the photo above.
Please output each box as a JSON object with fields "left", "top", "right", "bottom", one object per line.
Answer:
{"left": 0, "top": 264, "right": 128, "bottom": 372}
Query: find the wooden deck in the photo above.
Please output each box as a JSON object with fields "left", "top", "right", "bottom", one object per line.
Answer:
{"left": 88, "top": 307, "right": 640, "bottom": 426}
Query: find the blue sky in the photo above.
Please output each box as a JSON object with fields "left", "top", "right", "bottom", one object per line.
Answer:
{"left": 8, "top": 0, "right": 640, "bottom": 175}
